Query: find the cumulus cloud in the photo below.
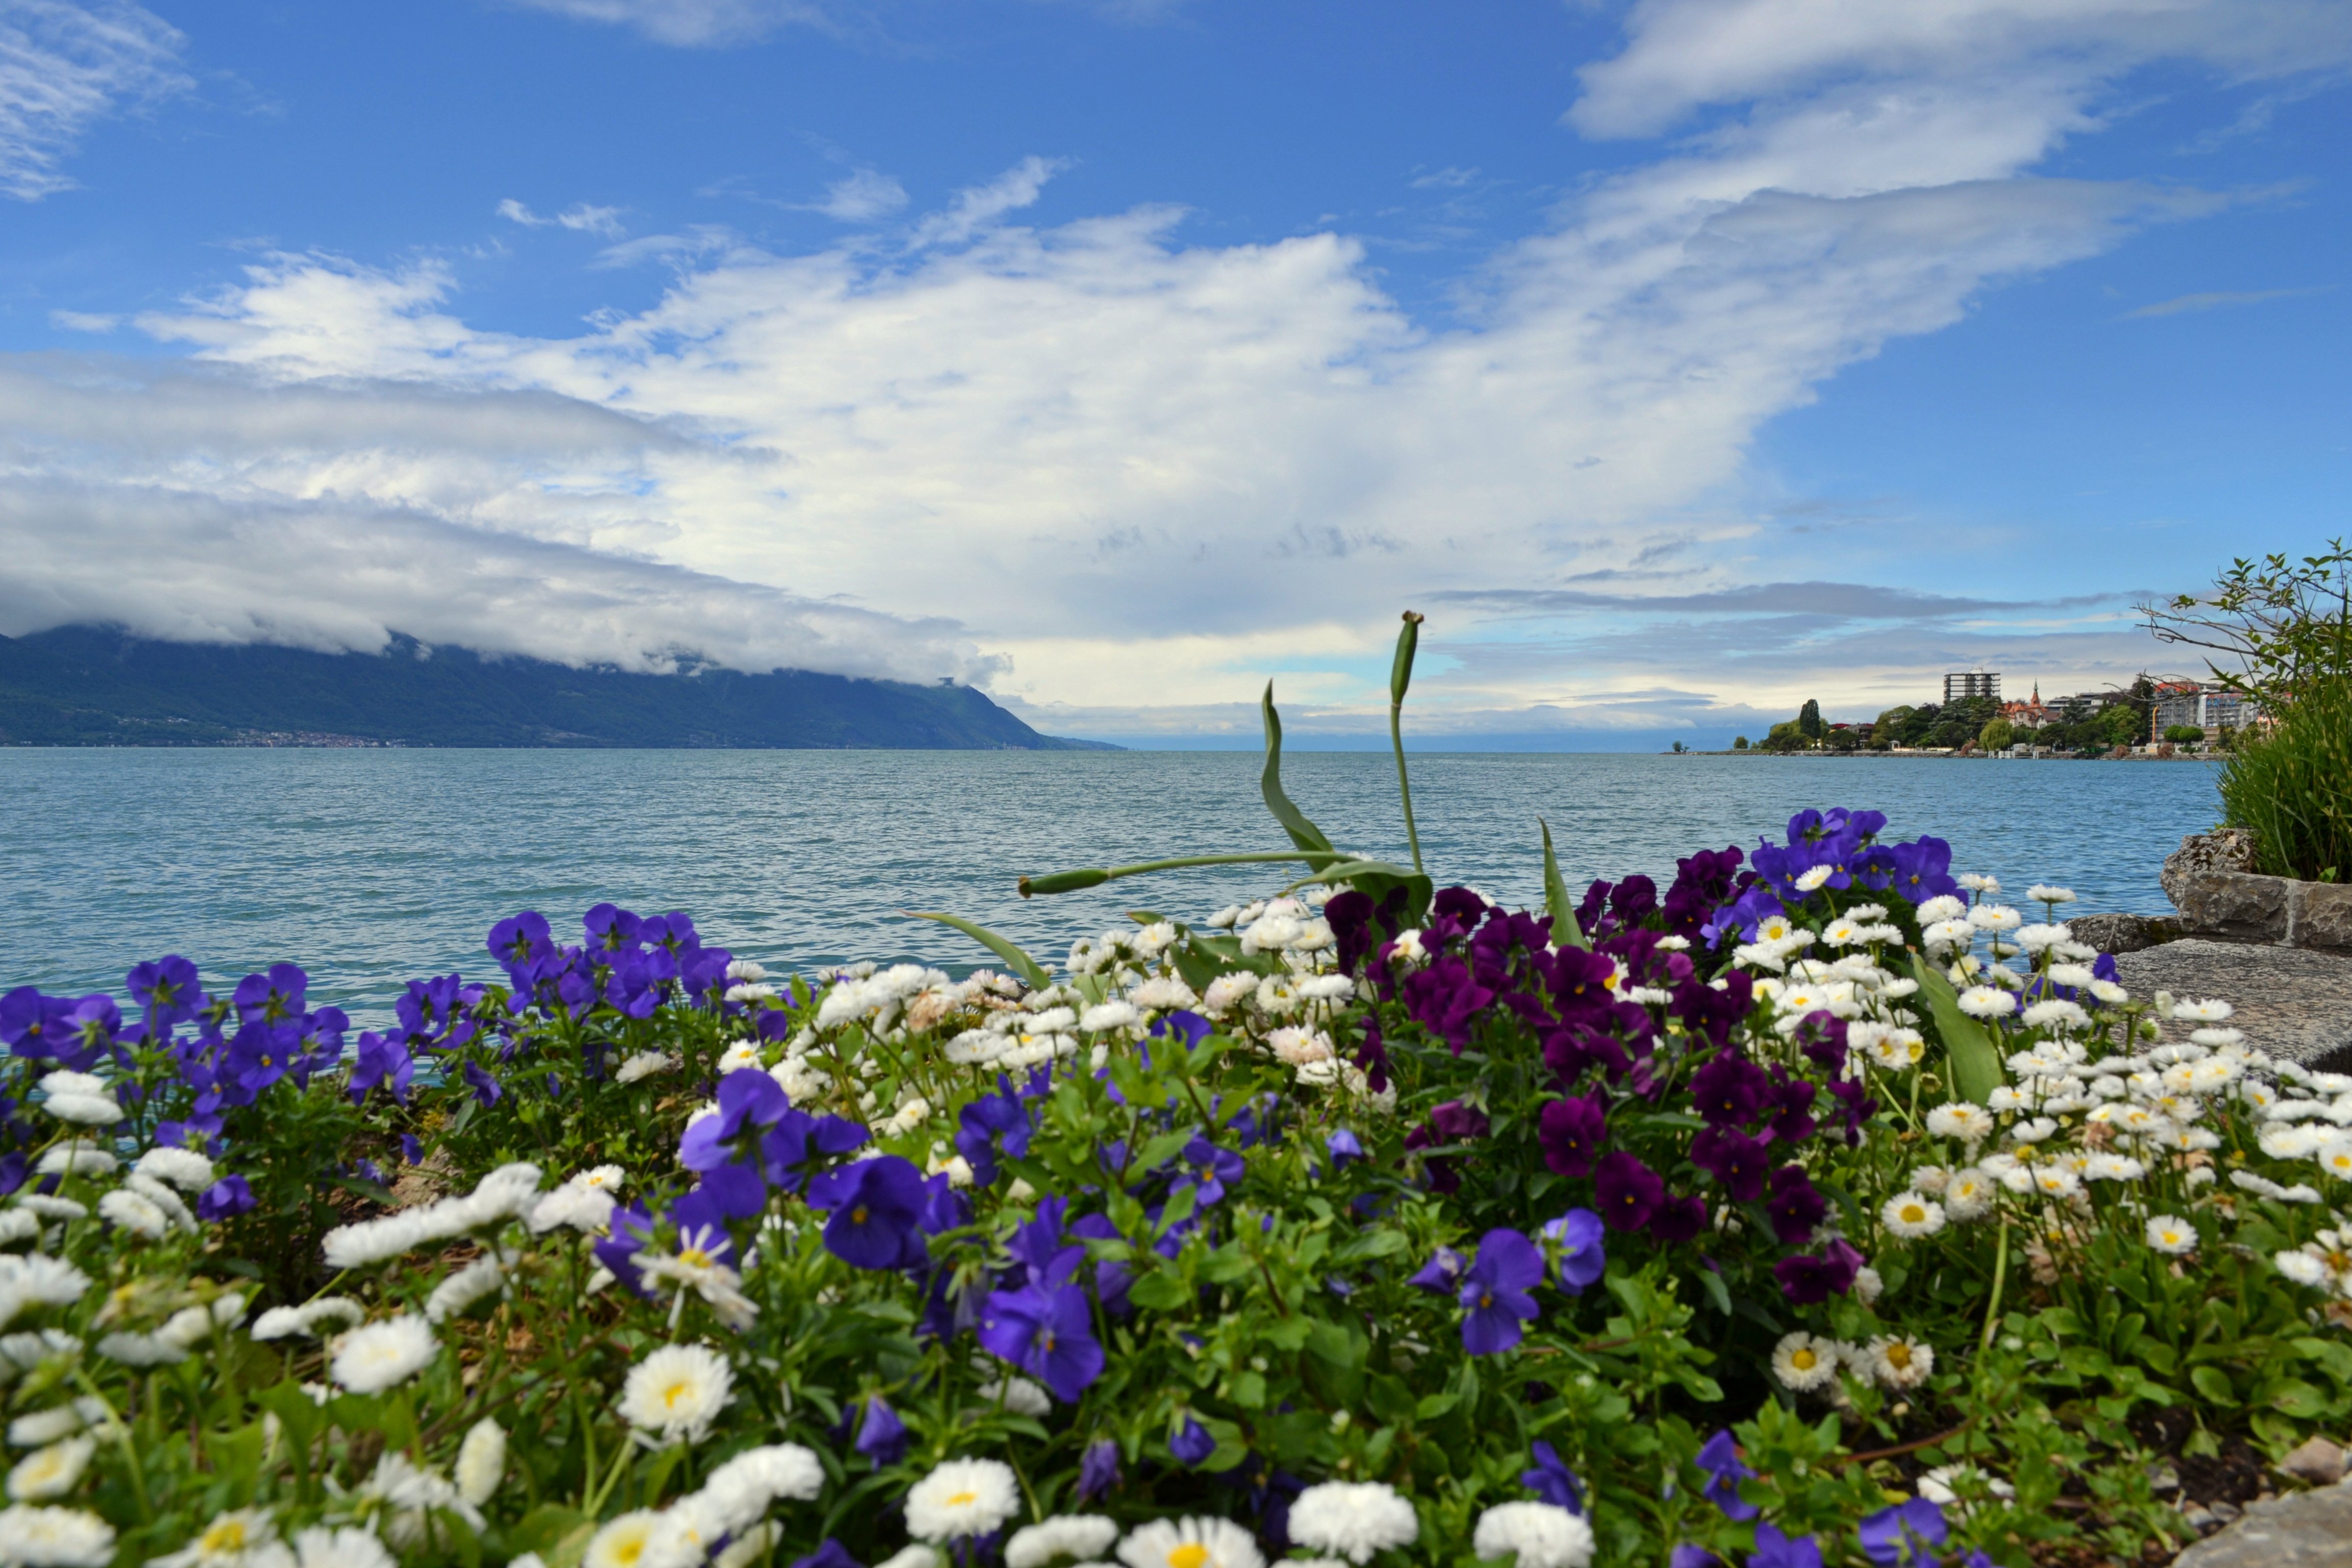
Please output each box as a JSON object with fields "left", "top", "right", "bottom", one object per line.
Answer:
{"left": 0, "top": 0, "right": 188, "bottom": 200}
{"left": 22, "top": 8, "right": 2347, "bottom": 728}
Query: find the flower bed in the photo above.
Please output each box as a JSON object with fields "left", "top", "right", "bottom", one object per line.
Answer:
{"left": 4, "top": 783, "right": 2350, "bottom": 1568}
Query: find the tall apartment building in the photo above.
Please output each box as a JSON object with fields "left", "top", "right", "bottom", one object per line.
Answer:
{"left": 1943, "top": 671, "right": 2000, "bottom": 704}
{"left": 2151, "top": 681, "right": 2258, "bottom": 739}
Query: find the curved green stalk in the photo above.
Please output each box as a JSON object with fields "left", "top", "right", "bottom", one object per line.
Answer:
{"left": 1391, "top": 611, "right": 1426, "bottom": 875}
{"left": 1017, "top": 850, "right": 1339, "bottom": 899}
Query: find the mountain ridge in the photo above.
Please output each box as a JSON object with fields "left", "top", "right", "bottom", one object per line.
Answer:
{"left": 0, "top": 626, "right": 1115, "bottom": 751}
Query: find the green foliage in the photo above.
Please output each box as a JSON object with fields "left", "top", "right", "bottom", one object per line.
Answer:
{"left": 1978, "top": 718, "right": 2015, "bottom": 752}
{"left": 2163, "top": 724, "right": 2205, "bottom": 744}
{"left": 1797, "top": 699, "right": 1823, "bottom": 741}
{"left": 2145, "top": 538, "right": 2352, "bottom": 706}
{"left": 2221, "top": 670, "right": 2352, "bottom": 881}
{"left": 1732, "top": 736, "right": 1749, "bottom": 750}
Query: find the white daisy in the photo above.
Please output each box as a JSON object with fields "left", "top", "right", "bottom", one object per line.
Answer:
{"left": 619, "top": 1344, "right": 732, "bottom": 1446}
{"left": 1770, "top": 1331, "right": 1838, "bottom": 1392}
{"left": 2144, "top": 1214, "right": 2197, "bottom": 1255}
{"left": 455, "top": 1419, "right": 506, "bottom": 1507}
{"left": 330, "top": 1316, "right": 437, "bottom": 1395}
{"left": 1471, "top": 1502, "right": 1594, "bottom": 1568}
{"left": 1869, "top": 1336, "right": 1934, "bottom": 1390}
{"left": 1924, "top": 1104, "right": 1993, "bottom": 1143}
{"left": 1286, "top": 1481, "right": 1418, "bottom": 1564}
{"left": 151, "top": 1508, "right": 285, "bottom": 1568}
{"left": 1007, "top": 1516, "right": 1121, "bottom": 1568}
{"left": 133, "top": 1147, "right": 216, "bottom": 1192}
{"left": 6, "top": 1436, "right": 92, "bottom": 1501}
{"left": 1880, "top": 1193, "right": 1945, "bottom": 1239}
{"left": 1116, "top": 1516, "right": 1264, "bottom": 1568}
{"left": 0, "top": 1504, "right": 115, "bottom": 1567}
{"left": 904, "top": 1458, "right": 1021, "bottom": 1543}
{"left": 1956, "top": 987, "right": 2016, "bottom": 1019}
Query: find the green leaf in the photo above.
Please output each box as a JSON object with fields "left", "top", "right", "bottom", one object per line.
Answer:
{"left": 1698, "top": 1266, "right": 1732, "bottom": 1317}
{"left": 1906, "top": 952, "right": 2005, "bottom": 1106}
{"left": 1540, "top": 818, "right": 1589, "bottom": 949}
{"left": 1018, "top": 868, "right": 1111, "bottom": 897}
{"left": 2269, "top": 1378, "right": 2332, "bottom": 1419}
{"left": 1260, "top": 682, "right": 1336, "bottom": 856}
{"left": 906, "top": 912, "right": 1050, "bottom": 991}
{"left": 2190, "top": 1364, "right": 2236, "bottom": 1404}
{"left": 507, "top": 1507, "right": 595, "bottom": 1568}
{"left": 1128, "top": 1270, "right": 1190, "bottom": 1312}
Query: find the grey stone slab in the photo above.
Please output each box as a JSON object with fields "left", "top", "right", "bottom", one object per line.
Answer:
{"left": 2113, "top": 940, "right": 2352, "bottom": 1070}
{"left": 2173, "top": 1481, "right": 2352, "bottom": 1568}
{"left": 2072, "top": 912, "right": 2180, "bottom": 953}
{"left": 2299, "top": 884, "right": 2352, "bottom": 954}
{"left": 2174, "top": 871, "right": 2294, "bottom": 944}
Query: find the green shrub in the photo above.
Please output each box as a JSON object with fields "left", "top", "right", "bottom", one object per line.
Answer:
{"left": 2221, "top": 672, "right": 2352, "bottom": 880}
{"left": 2163, "top": 724, "right": 2204, "bottom": 744}
{"left": 1979, "top": 717, "right": 2015, "bottom": 751}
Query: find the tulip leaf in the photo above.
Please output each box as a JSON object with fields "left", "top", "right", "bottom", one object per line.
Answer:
{"left": 1261, "top": 682, "right": 1337, "bottom": 858}
{"left": 1907, "top": 952, "right": 2005, "bottom": 1106}
{"left": 908, "top": 911, "right": 1050, "bottom": 992}
{"left": 1540, "top": 818, "right": 1589, "bottom": 950}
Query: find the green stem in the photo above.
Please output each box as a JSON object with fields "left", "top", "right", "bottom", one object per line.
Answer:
{"left": 67, "top": 1364, "right": 153, "bottom": 1525}
{"left": 1980, "top": 1213, "right": 2012, "bottom": 1354}
{"left": 1390, "top": 701, "right": 1424, "bottom": 875}
{"left": 1020, "top": 850, "right": 1339, "bottom": 898}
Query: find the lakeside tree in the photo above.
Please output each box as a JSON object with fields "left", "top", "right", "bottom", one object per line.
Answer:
{"left": 1797, "top": 697, "right": 1824, "bottom": 741}
{"left": 1979, "top": 716, "right": 2016, "bottom": 752}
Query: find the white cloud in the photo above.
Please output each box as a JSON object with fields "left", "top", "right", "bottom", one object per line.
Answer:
{"left": 2126, "top": 285, "right": 2331, "bottom": 317}
{"left": 1571, "top": 0, "right": 2352, "bottom": 139}
{"left": 25, "top": 5, "right": 2348, "bottom": 729}
{"left": 499, "top": 0, "right": 832, "bottom": 46}
{"left": 909, "top": 155, "right": 1069, "bottom": 247}
{"left": 819, "top": 167, "right": 907, "bottom": 222}
{"left": 500, "top": 198, "right": 628, "bottom": 236}
{"left": 0, "top": 0, "right": 188, "bottom": 200}
{"left": 0, "top": 357, "right": 997, "bottom": 682}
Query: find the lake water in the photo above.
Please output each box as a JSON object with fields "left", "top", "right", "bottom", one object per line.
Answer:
{"left": 0, "top": 749, "right": 2223, "bottom": 1020}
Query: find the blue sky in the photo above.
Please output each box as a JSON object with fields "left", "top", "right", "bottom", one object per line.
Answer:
{"left": 2, "top": 0, "right": 2348, "bottom": 746}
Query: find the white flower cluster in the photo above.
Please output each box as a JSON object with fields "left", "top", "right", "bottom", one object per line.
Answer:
{"left": 320, "top": 1163, "right": 545, "bottom": 1270}
{"left": 577, "top": 1440, "right": 822, "bottom": 1568}
{"left": 1770, "top": 1329, "right": 1934, "bottom": 1393}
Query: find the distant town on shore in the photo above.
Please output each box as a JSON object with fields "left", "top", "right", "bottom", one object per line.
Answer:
{"left": 1705, "top": 671, "right": 2252, "bottom": 758}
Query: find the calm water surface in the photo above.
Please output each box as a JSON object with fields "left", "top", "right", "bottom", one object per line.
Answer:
{"left": 0, "top": 750, "right": 2222, "bottom": 1020}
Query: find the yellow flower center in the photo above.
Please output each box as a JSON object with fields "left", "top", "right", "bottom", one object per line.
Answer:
{"left": 1168, "top": 1546, "right": 1210, "bottom": 1568}
{"left": 1886, "top": 1344, "right": 1913, "bottom": 1369}
{"left": 1900, "top": 1205, "right": 1926, "bottom": 1225}
{"left": 662, "top": 1378, "right": 694, "bottom": 1409}
{"left": 1791, "top": 1348, "right": 1817, "bottom": 1371}
{"left": 947, "top": 1490, "right": 978, "bottom": 1506}
{"left": 852, "top": 1205, "right": 870, "bottom": 1224}
{"left": 679, "top": 1246, "right": 714, "bottom": 1269}
{"left": 614, "top": 1535, "right": 647, "bottom": 1566}
{"left": 202, "top": 1521, "right": 249, "bottom": 1553}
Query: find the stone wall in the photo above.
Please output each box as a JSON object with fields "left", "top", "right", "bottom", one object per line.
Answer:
{"left": 2161, "top": 832, "right": 2352, "bottom": 954}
